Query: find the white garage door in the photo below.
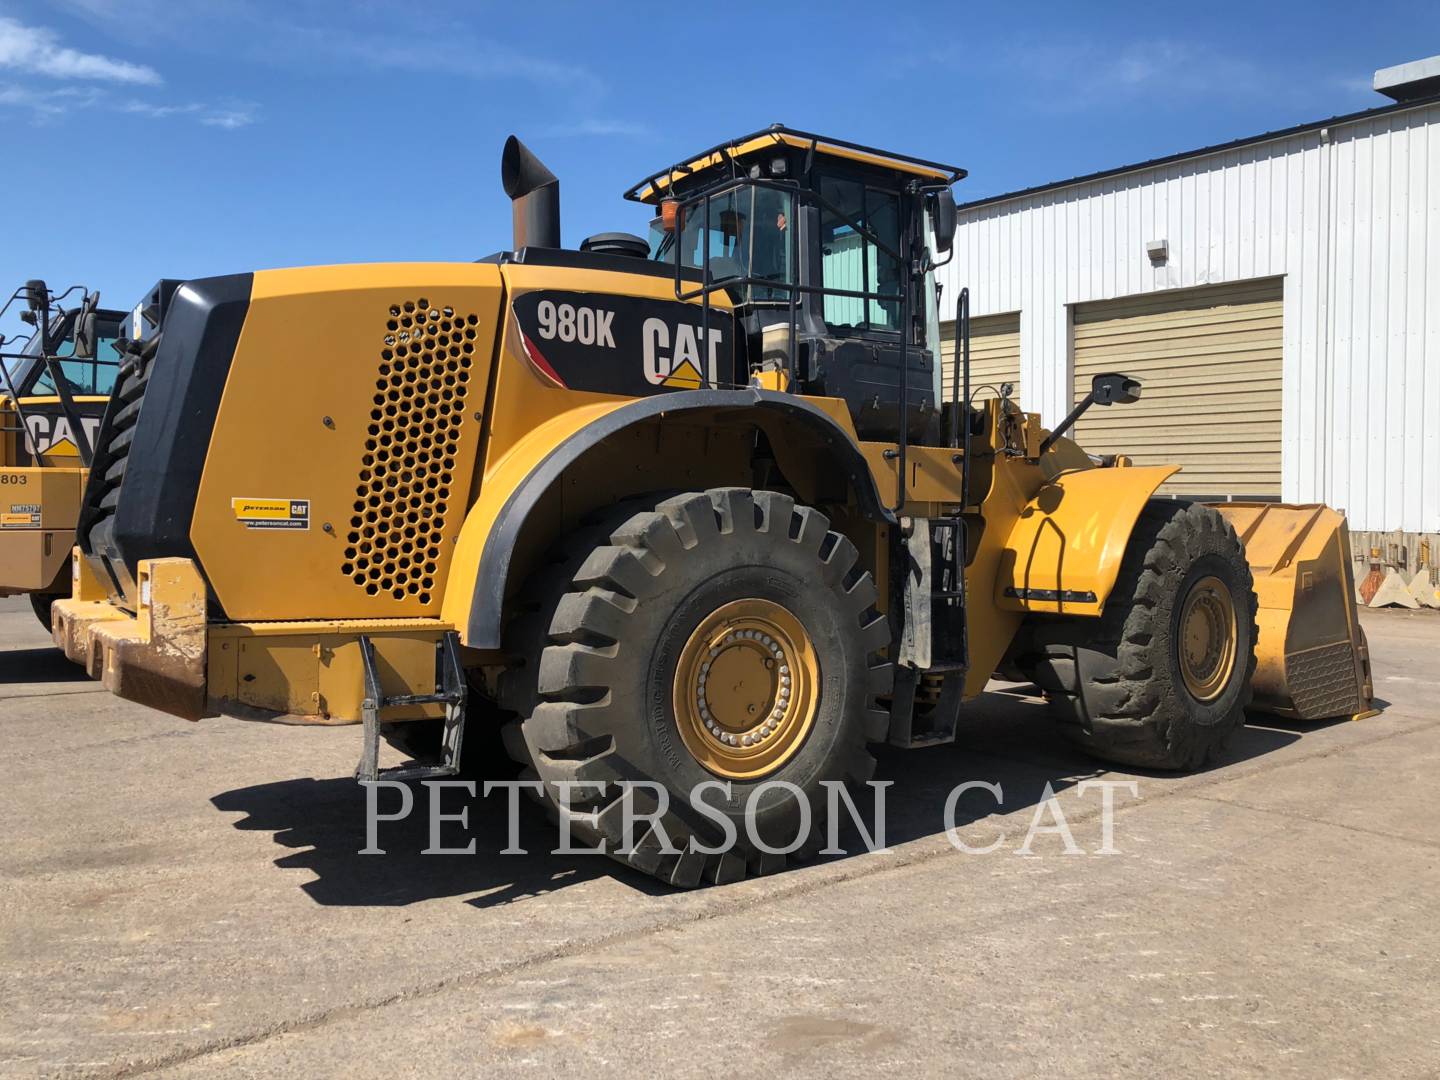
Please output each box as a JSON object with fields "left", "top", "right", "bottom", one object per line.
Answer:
{"left": 1072, "top": 278, "right": 1283, "bottom": 497}
{"left": 940, "top": 311, "right": 1021, "bottom": 408}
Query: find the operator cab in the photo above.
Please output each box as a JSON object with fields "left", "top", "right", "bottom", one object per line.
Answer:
{"left": 625, "top": 125, "right": 964, "bottom": 442}
{"left": 0, "top": 280, "right": 129, "bottom": 467}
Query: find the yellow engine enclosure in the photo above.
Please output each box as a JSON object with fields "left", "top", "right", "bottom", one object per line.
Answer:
{"left": 190, "top": 263, "right": 503, "bottom": 621}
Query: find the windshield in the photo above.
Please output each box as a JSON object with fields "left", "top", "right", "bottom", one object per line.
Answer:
{"left": 2, "top": 315, "right": 122, "bottom": 397}
{"left": 651, "top": 184, "right": 795, "bottom": 302}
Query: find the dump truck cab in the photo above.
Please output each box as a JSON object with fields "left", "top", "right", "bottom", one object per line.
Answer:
{"left": 53, "top": 127, "right": 1373, "bottom": 888}
{"left": 0, "top": 280, "right": 128, "bottom": 624}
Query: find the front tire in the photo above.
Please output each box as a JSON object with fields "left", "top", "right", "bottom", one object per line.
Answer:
{"left": 500, "top": 489, "right": 891, "bottom": 887}
{"left": 1022, "top": 500, "right": 1257, "bottom": 770}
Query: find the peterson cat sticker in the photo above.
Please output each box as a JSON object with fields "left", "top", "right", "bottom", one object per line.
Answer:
{"left": 232, "top": 498, "right": 310, "bottom": 531}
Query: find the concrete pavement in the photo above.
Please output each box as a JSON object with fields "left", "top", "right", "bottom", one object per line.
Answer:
{"left": 1, "top": 596, "right": 1436, "bottom": 1077}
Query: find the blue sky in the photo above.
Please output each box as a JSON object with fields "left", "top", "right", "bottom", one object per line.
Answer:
{"left": 1, "top": 0, "right": 1437, "bottom": 323}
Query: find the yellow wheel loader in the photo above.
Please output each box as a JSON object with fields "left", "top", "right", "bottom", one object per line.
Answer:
{"left": 0, "top": 280, "right": 134, "bottom": 628}
{"left": 53, "top": 127, "right": 1373, "bottom": 886}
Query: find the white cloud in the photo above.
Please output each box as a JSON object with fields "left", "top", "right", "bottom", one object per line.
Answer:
{"left": 119, "top": 99, "right": 201, "bottom": 118}
{"left": 0, "top": 15, "right": 160, "bottom": 85}
{"left": 997, "top": 38, "right": 1391, "bottom": 117}
{"left": 0, "top": 84, "right": 257, "bottom": 129}
{"left": 541, "top": 118, "right": 652, "bottom": 139}
{"left": 0, "top": 82, "right": 104, "bottom": 120}
{"left": 199, "top": 106, "right": 256, "bottom": 129}
{"left": 260, "top": 20, "right": 605, "bottom": 96}
{"left": 120, "top": 98, "right": 258, "bottom": 128}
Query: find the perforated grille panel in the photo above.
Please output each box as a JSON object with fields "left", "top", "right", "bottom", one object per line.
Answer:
{"left": 341, "top": 298, "right": 478, "bottom": 605}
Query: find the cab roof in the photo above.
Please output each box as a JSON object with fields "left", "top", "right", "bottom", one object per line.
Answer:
{"left": 624, "top": 124, "right": 967, "bottom": 204}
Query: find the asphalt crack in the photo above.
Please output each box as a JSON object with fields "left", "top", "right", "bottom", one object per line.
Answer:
{"left": 1190, "top": 792, "right": 1440, "bottom": 851}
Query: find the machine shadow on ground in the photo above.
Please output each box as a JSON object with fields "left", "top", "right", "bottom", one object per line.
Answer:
{"left": 210, "top": 689, "right": 1304, "bottom": 908}
{"left": 0, "top": 645, "right": 94, "bottom": 684}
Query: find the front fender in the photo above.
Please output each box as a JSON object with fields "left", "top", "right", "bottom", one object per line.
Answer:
{"left": 996, "top": 464, "right": 1179, "bottom": 616}
{"left": 442, "top": 388, "right": 890, "bottom": 650}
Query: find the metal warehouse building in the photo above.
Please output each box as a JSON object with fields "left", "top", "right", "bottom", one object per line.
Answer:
{"left": 938, "top": 56, "right": 1440, "bottom": 536}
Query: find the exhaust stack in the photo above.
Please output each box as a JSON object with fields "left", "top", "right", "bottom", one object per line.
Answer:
{"left": 501, "top": 135, "right": 560, "bottom": 250}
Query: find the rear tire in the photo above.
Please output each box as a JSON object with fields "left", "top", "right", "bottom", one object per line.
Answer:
{"left": 1020, "top": 500, "right": 1257, "bottom": 771}
{"left": 499, "top": 488, "right": 891, "bottom": 887}
{"left": 30, "top": 592, "right": 60, "bottom": 632}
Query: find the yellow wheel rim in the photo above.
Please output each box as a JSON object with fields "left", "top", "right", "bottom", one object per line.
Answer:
{"left": 1178, "top": 575, "right": 1238, "bottom": 702}
{"left": 673, "top": 598, "right": 820, "bottom": 780}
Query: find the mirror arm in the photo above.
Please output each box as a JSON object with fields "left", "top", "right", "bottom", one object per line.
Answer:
{"left": 1038, "top": 394, "right": 1096, "bottom": 456}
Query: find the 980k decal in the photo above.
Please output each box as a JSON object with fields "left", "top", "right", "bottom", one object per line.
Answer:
{"left": 511, "top": 290, "right": 736, "bottom": 395}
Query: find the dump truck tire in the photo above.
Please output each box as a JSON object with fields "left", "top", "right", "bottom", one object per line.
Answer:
{"left": 499, "top": 488, "right": 891, "bottom": 887}
{"left": 1026, "top": 500, "right": 1257, "bottom": 771}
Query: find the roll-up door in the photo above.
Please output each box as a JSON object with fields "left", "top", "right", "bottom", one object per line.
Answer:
{"left": 1071, "top": 278, "right": 1282, "bottom": 496}
{"left": 940, "top": 311, "right": 1021, "bottom": 408}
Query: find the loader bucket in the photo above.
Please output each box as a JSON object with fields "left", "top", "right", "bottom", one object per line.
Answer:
{"left": 1210, "top": 503, "right": 1376, "bottom": 721}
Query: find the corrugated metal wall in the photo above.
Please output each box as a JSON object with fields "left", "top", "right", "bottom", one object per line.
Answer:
{"left": 938, "top": 101, "right": 1440, "bottom": 532}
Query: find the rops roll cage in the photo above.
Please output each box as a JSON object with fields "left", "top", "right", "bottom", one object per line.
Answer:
{"left": 659, "top": 172, "right": 973, "bottom": 516}
{"left": 0, "top": 281, "right": 117, "bottom": 466}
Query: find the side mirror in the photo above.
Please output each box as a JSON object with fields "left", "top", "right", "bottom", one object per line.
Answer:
{"left": 930, "top": 189, "right": 957, "bottom": 255}
{"left": 73, "top": 305, "right": 97, "bottom": 360}
{"left": 24, "top": 279, "right": 48, "bottom": 313}
{"left": 1039, "top": 372, "right": 1142, "bottom": 455}
{"left": 1091, "top": 372, "right": 1141, "bottom": 406}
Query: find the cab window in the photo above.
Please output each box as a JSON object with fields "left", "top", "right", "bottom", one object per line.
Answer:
{"left": 818, "top": 176, "right": 902, "bottom": 333}
{"left": 28, "top": 333, "right": 122, "bottom": 396}
{"left": 671, "top": 186, "right": 795, "bottom": 295}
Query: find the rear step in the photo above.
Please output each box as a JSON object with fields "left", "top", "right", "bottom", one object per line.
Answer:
{"left": 355, "top": 631, "right": 468, "bottom": 782}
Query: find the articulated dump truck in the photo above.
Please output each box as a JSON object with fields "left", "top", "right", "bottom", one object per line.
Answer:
{"left": 53, "top": 127, "right": 1374, "bottom": 886}
{"left": 0, "top": 281, "right": 131, "bottom": 627}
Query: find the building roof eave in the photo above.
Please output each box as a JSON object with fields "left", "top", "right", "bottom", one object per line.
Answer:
{"left": 957, "top": 91, "right": 1440, "bottom": 213}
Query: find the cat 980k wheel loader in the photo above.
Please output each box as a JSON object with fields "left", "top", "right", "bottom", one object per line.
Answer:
{"left": 53, "top": 127, "right": 1375, "bottom": 886}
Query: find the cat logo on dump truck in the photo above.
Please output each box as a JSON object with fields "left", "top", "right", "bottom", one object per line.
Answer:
{"left": 231, "top": 497, "right": 310, "bottom": 530}
{"left": 511, "top": 289, "right": 735, "bottom": 395}
{"left": 14, "top": 409, "right": 106, "bottom": 465}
